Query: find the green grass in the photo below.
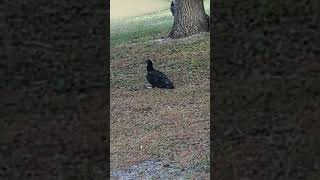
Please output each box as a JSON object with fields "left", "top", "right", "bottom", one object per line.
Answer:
{"left": 111, "top": 0, "right": 210, "bottom": 47}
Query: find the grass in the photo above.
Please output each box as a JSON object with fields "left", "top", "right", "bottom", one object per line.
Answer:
{"left": 110, "top": 0, "right": 210, "bottom": 47}
{"left": 111, "top": 1, "right": 210, "bottom": 178}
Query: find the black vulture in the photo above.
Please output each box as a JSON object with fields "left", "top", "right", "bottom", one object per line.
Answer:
{"left": 170, "top": 1, "right": 176, "bottom": 16}
{"left": 145, "top": 59, "right": 174, "bottom": 89}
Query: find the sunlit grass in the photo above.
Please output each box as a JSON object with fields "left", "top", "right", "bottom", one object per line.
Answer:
{"left": 111, "top": 0, "right": 210, "bottom": 47}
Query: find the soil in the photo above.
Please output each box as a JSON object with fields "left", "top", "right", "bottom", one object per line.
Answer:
{"left": 111, "top": 159, "right": 209, "bottom": 179}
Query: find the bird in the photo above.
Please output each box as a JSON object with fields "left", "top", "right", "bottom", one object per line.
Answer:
{"left": 170, "top": 1, "right": 176, "bottom": 16}
{"left": 145, "top": 59, "right": 174, "bottom": 89}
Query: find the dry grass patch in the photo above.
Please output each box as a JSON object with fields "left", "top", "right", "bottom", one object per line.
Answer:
{"left": 111, "top": 33, "right": 210, "bottom": 178}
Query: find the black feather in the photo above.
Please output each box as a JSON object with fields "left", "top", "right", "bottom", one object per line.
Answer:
{"left": 145, "top": 60, "right": 174, "bottom": 89}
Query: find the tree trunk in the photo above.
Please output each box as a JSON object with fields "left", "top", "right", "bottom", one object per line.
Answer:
{"left": 169, "top": 0, "right": 209, "bottom": 39}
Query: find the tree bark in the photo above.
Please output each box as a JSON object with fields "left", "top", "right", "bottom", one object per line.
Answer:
{"left": 169, "top": 0, "right": 209, "bottom": 39}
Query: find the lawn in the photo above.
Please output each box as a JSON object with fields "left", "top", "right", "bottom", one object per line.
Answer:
{"left": 111, "top": 1, "right": 210, "bottom": 178}
{"left": 110, "top": 0, "right": 210, "bottom": 47}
